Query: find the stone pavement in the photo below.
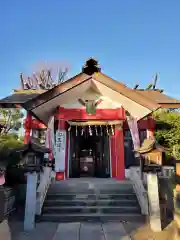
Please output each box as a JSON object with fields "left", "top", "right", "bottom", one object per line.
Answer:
{"left": 6, "top": 221, "right": 144, "bottom": 240}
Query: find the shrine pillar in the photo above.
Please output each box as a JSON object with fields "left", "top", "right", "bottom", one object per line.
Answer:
{"left": 147, "top": 115, "right": 155, "bottom": 139}
{"left": 55, "top": 119, "right": 69, "bottom": 181}
{"left": 111, "top": 126, "right": 125, "bottom": 180}
{"left": 24, "top": 112, "right": 32, "bottom": 144}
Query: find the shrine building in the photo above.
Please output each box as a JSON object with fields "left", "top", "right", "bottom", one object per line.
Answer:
{"left": 0, "top": 58, "right": 180, "bottom": 181}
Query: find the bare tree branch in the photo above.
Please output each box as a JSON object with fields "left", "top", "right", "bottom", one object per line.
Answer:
{"left": 20, "top": 61, "right": 70, "bottom": 90}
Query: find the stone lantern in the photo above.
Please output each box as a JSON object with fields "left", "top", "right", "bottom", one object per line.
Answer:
{"left": 12, "top": 139, "right": 50, "bottom": 231}
{"left": 13, "top": 139, "right": 50, "bottom": 172}
{"left": 135, "top": 138, "right": 168, "bottom": 232}
{"left": 135, "top": 138, "right": 166, "bottom": 174}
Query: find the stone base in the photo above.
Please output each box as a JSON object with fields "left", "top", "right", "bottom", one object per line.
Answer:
{"left": 0, "top": 220, "right": 11, "bottom": 240}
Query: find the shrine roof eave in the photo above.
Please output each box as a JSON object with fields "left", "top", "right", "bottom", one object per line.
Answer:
{"left": 0, "top": 93, "right": 40, "bottom": 108}
{"left": 159, "top": 103, "right": 180, "bottom": 109}
{"left": 22, "top": 78, "right": 161, "bottom": 125}
{"left": 23, "top": 72, "right": 160, "bottom": 112}
{"left": 136, "top": 90, "right": 180, "bottom": 109}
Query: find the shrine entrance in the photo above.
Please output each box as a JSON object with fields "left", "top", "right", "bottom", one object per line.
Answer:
{"left": 69, "top": 125, "right": 111, "bottom": 178}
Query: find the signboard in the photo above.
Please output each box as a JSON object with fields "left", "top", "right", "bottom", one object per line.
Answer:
{"left": 55, "top": 130, "right": 66, "bottom": 172}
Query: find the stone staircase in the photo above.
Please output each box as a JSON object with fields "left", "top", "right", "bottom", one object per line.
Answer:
{"left": 39, "top": 178, "right": 145, "bottom": 222}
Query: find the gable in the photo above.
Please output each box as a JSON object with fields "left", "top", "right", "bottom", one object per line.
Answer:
{"left": 30, "top": 78, "right": 159, "bottom": 125}
{"left": 22, "top": 59, "right": 161, "bottom": 124}
{"left": 62, "top": 96, "right": 122, "bottom": 109}
{"left": 62, "top": 87, "right": 122, "bottom": 109}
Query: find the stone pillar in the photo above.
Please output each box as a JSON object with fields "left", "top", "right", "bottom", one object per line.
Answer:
{"left": 147, "top": 172, "right": 162, "bottom": 232}
{"left": 24, "top": 172, "right": 38, "bottom": 231}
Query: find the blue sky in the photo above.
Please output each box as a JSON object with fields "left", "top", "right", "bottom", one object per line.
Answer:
{"left": 0, "top": 0, "right": 180, "bottom": 99}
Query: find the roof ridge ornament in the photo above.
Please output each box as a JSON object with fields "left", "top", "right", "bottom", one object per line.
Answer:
{"left": 82, "top": 58, "right": 101, "bottom": 75}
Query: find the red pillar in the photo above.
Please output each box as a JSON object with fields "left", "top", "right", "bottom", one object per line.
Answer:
{"left": 111, "top": 132, "right": 117, "bottom": 178}
{"left": 147, "top": 116, "right": 155, "bottom": 139}
{"left": 65, "top": 127, "right": 69, "bottom": 178}
{"left": 24, "top": 112, "right": 32, "bottom": 144}
{"left": 56, "top": 119, "right": 69, "bottom": 181}
{"left": 111, "top": 127, "right": 125, "bottom": 180}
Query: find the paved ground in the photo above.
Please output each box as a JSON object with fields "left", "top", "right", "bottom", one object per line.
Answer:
{"left": 5, "top": 221, "right": 144, "bottom": 240}
{"left": 2, "top": 220, "right": 179, "bottom": 240}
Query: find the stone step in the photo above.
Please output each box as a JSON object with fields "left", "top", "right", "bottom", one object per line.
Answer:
{"left": 38, "top": 213, "right": 145, "bottom": 223}
{"left": 48, "top": 179, "right": 134, "bottom": 193}
{"left": 49, "top": 183, "right": 133, "bottom": 188}
{"left": 46, "top": 193, "right": 137, "bottom": 201}
{"left": 41, "top": 180, "right": 144, "bottom": 223}
{"left": 48, "top": 188, "right": 96, "bottom": 194}
{"left": 43, "top": 205, "right": 141, "bottom": 214}
{"left": 44, "top": 199, "right": 138, "bottom": 207}
{"left": 48, "top": 188, "right": 134, "bottom": 194}
{"left": 51, "top": 179, "right": 131, "bottom": 185}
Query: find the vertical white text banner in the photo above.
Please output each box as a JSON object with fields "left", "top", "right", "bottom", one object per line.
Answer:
{"left": 55, "top": 130, "right": 66, "bottom": 172}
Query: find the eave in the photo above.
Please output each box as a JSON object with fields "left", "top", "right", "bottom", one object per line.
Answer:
{"left": 23, "top": 78, "right": 160, "bottom": 125}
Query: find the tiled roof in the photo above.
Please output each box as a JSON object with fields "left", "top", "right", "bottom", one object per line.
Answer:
{"left": 0, "top": 93, "right": 39, "bottom": 108}
{"left": 136, "top": 90, "right": 180, "bottom": 104}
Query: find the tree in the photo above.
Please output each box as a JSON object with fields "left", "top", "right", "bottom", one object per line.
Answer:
{"left": 0, "top": 108, "right": 24, "bottom": 135}
{"left": 153, "top": 109, "right": 180, "bottom": 159}
{"left": 20, "top": 61, "right": 70, "bottom": 90}
{"left": 0, "top": 133, "right": 23, "bottom": 149}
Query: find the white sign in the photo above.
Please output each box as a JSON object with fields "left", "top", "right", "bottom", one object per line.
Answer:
{"left": 55, "top": 130, "right": 66, "bottom": 172}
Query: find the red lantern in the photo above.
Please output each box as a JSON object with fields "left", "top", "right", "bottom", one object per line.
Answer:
{"left": 56, "top": 172, "right": 65, "bottom": 181}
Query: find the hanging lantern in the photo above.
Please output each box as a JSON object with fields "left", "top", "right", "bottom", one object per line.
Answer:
{"left": 95, "top": 125, "right": 98, "bottom": 136}
{"left": 76, "top": 126, "right": 78, "bottom": 136}
{"left": 89, "top": 125, "right": 92, "bottom": 136}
